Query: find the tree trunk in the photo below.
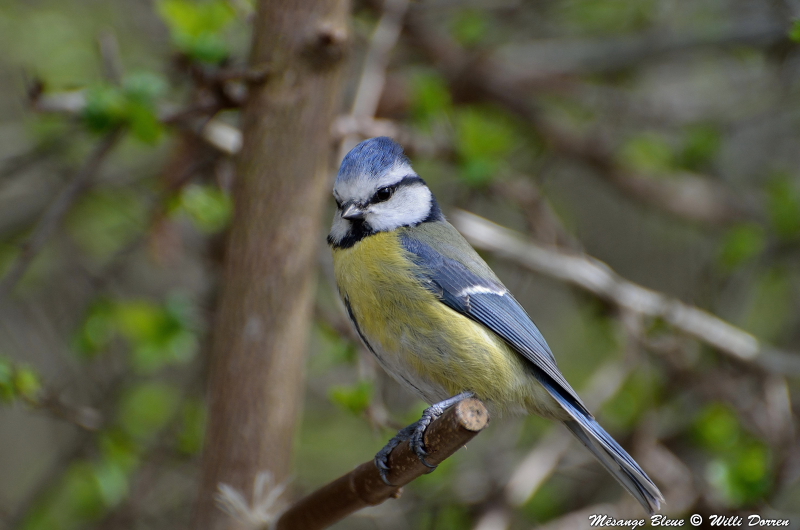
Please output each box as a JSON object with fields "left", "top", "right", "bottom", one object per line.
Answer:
{"left": 192, "top": 1, "right": 350, "bottom": 528}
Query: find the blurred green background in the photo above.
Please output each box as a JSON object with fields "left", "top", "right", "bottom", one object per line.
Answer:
{"left": 0, "top": 0, "right": 799, "bottom": 528}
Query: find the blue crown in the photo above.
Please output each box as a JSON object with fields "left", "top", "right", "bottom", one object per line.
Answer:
{"left": 337, "top": 137, "right": 410, "bottom": 182}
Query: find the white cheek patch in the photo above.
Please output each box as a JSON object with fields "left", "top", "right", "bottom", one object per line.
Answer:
{"left": 366, "top": 185, "right": 432, "bottom": 232}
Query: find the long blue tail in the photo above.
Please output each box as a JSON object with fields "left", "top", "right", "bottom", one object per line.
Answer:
{"left": 540, "top": 378, "right": 664, "bottom": 514}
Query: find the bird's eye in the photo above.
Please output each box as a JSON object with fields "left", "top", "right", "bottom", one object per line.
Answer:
{"left": 375, "top": 187, "right": 394, "bottom": 203}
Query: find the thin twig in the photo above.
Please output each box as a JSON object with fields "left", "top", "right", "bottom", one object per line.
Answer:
{"left": 0, "top": 129, "right": 122, "bottom": 301}
{"left": 452, "top": 210, "right": 800, "bottom": 374}
{"left": 337, "top": 0, "right": 410, "bottom": 159}
{"left": 273, "top": 398, "right": 490, "bottom": 530}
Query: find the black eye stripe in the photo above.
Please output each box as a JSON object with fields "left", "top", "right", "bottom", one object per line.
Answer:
{"left": 370, "top": 175, "right": 425, "bottom": 204}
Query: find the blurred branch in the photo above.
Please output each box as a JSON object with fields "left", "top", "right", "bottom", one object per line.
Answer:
{"left": 405, "top": 12, "right": 761, "bottom": 227}
{"left": 22, "top": 391, "right": 103, "bottom": 431}
{"left": 452, "top": 210, "right": 800, "bottom": 374}
{"left": 0, "top": 129, "right": 122, "bottom": 301}
{"left": 498, "top": 21, "right": 790, "bottom": 81}
{"left": 338, "top": 0, "right": 410, "bottom": 159}
{"left": 490, "top": 177, "right": 582, "bottom": 250}
{"left": 32, "top": 90, "right": 244, "bottom": 156}
{"left": 273, "top": 398, "right": 489, "bottom": 530}
{"left": 97, "top": 29, "right": 124, "bottom": 84}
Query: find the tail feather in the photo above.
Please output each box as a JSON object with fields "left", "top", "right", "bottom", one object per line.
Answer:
{"left": 537, "top": 375, "right": 664, "bottom": 515}
{"left": 564, "top": 419, "right": 663, "bottom": 515}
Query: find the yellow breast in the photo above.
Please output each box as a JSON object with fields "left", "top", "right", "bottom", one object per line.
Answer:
{"left": 332, "top": 230, "right": 563, "bottom": 418}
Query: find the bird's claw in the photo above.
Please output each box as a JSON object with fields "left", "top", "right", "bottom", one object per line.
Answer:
{"left": 409, "top": 415, "right": 436, "bottom": 468}
{"left": 374, "top": 392, "right": 475, "bottom": 483}
{"left": 374, "top": 422, "right": 416, "bottom": 485}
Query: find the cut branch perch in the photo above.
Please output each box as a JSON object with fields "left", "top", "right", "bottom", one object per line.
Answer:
{"left": 275, "top": 398, "right": 490, "bottom": 530}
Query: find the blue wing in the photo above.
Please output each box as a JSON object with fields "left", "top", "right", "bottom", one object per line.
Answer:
{"left": 400, "top": 233, "right": 587, "bottom": 412}
{"left": 401, "top": 232, "right": 664, "bottom": 513}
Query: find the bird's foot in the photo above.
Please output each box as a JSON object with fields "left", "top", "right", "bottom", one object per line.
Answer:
{"left": 374, "top": 391, "right": 475, "bottom": 485}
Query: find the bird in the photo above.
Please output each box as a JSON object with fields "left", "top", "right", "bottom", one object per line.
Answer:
{"left": 327, "top": 136, "right": 664, "bottom": 515}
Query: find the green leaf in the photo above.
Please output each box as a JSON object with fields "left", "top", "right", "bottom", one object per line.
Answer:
{"left": 115, "top": 298, "right": 197, "bottom": 373}
{"left": 0, "top": 358, "right": 41, "bottom": 403}
{"left": 175, "top": 184, "right": 233, "bottom": 233}
{"left": 560, "top": 0, "right": 655, "bottom": 36}
{"left": 64, "top": 461, "right": 107, "bottom": 519}
{"left": 91, "top": 460, "right": 129, "bottom": 508}
{"left": 718, "top": 224, "right": 766, "bottom": 270}
{"left": 14, "top": 367, "right": 42, "bottom": 401}
{"left": 454, "top": 107, "right": 517, "bottom": 187}
{"left": 123, "top": 72, "right": 168, "bottom": 105}
{"left": 694, "top": 403, "right": 740, "bottom": 452}
{"left": 67, "top": 189, "right": 148, "bottom": 259}
{"left": 619, "top": 132, "right": 675, "bottom": 174}
{"left": 73, "top": 299, "right": 117, "bottom": 357}
{"left": 411, "top": 72, "right": 452, "bottom": 127}
{"left": 522, "top": 482, "right": 568, "bottom": 523}
{"left": 126, "top": 101, "right": 164, "bottom": 144}
{"left": 118, "top": 383, "right": 180, "bottom": 440}
{"left": 329, "top": 380, "right": 373, "bottom": 415}
{"left": 706, "top": 443, "right": 771, "bottom": 506}
{"left": 451, "top": 9, "right": 487, "bottom": 47}
{"left": 157, "top": 0, "right": 236, "bottom": 63}
{"left": 678, "top": 124, "right": 721, "bottom": 171}
{"left": 82, "top": 73, "right": 167, "bottom": 142}
{"left": 766, "top": 176, "right": 800, "bottom": 240}
{"left": 743, "top": 268, "right": 792, "bottom": 341}
{"left": 0, "top": 357, "right": 15, "bottom": 403}
{"left": 83, "top": 85, "right": 128, "bottom": 134}
{"left": 790, "top": 20, "right": 800, "bottom": 42}
{"left": 100, "top": 429, "right": 141, "bottom": 474}
{"left": 602, "top": 370, "right": 661, "bottom": 430}
{"left": 177, "top": 398, "right": 206, "bottom": 455}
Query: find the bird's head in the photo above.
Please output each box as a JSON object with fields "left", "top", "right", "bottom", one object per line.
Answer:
{"left": 328, "top": 137, "right": 442, "bottom": 248}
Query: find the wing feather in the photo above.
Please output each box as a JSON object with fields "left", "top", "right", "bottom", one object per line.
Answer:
{"left": 401, "top": 234, "right": 587, "bottom": 412}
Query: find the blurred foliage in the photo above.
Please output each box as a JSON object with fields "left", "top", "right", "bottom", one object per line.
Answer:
{"left": 1, "top": 0, "right": 799, "bottom": 528}
{"left": 694, "top": 403, "right": 772, "bottom": 506}
{"left": 602, "top": 369, "right": 662, "bottom": 430}
{"left": 411, "top": 72, "right": 453, "bottom": 128}
{"left": 790, "top": 20, "right": 800, "bottom": 42}
{"left": 678, "top": 124, "right": 722, "bottom": 172}
{"left": 83, "top": 72, "right": 168, "bottom": 143}
{"left": 329, "top": 380, "right": 373, "bottom": 416}
{"left": 67, "top": 189, "right": 149, "bottom": 259}
{"left": 157, "top": 0, "right": 236, "bottom": 63}
{"left": 74, "top": 295, "right": 197, "bottom": 373}
{"left": 766, "top": 176, "right": 800, "bottom": 241}
{"left": 0, "top": 357, "right": 42, "bottom": 404}
{"left": 718, "top": 224, "right": 766, "bottom": 271}
{"left": 450, "top": 9, "right": 488, "bottom": 48}
{"left": 558, "top": 0, "right": 656, "bottom": 36}
{"left": 170, "top": 183, "right": 233, "bottom": 234}
{"left": 454, "top": 106, "right": 518, "bottom": 187}
{"left": 619, "top": 132, "right": 675, "bottom": 175}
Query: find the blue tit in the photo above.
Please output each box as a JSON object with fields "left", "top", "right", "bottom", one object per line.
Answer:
{"left": 327, "top": 137, "right": 664, "bottom": 514}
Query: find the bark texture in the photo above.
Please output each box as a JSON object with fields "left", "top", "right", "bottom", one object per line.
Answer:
{"left": 192, "top": 1, "right": 350, "bottom": 528}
